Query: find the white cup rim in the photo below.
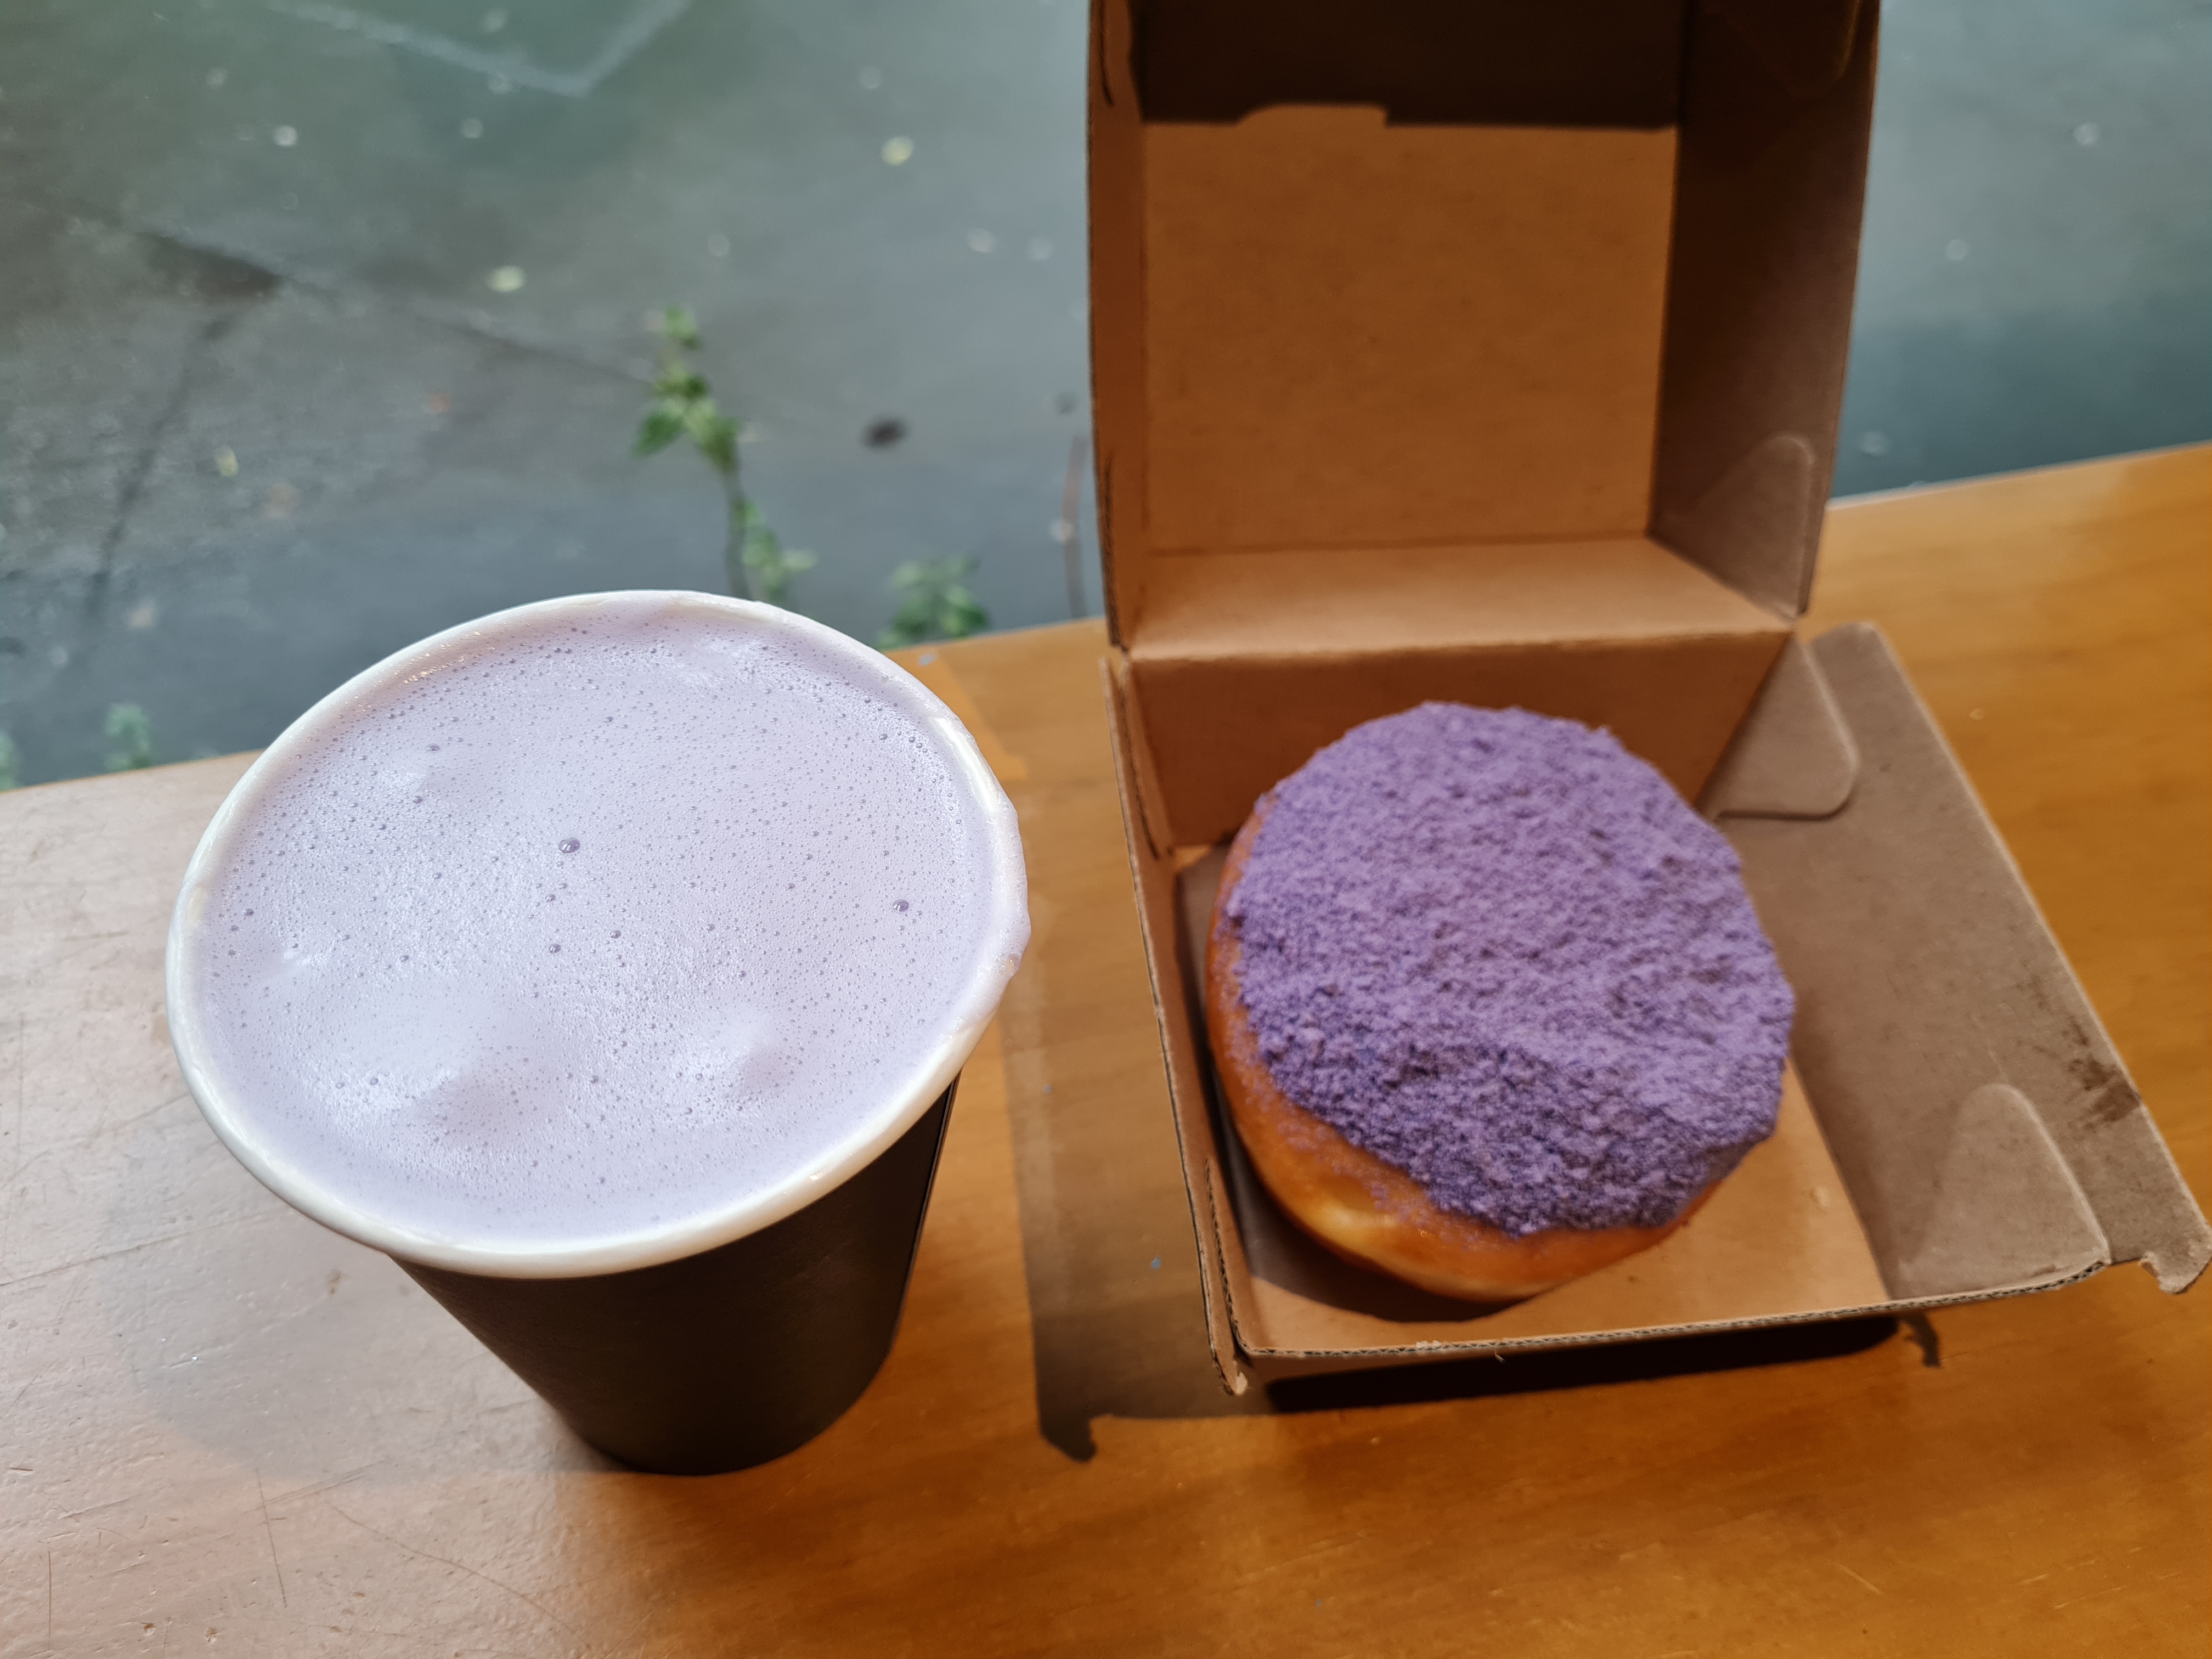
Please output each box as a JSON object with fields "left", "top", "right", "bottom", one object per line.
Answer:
{"left": 165, "top": 590, "right": 1029, "bottom": 1279}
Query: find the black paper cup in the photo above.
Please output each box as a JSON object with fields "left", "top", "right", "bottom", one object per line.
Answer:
{"left": 166, "top": 594, "right": 1029, "bottom": 1477}
{"left": 399, "top": 1084, "right": 956, "bottom": 1474}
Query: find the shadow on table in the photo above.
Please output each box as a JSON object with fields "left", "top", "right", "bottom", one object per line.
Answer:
{"left": 998, "top": 958, "right": 1909, "bottom": 1459}
{"left": 1024, "top": 1246, "right": 1901, "bottom": 1458}
{"left": 1263, "top": 1315, "right": 1900, "bottom": 1414}
{"left": 993, "top": 762, "right": 1916, "bottom": 1462}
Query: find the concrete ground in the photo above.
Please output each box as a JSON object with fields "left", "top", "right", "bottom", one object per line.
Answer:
{"left": 3, "top": 0, "right": 2206, "bottom": 785}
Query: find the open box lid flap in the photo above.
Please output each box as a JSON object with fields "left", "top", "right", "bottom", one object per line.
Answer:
{"left": 1721, "top": 625, "right": 2211, "bottom": 1298}
{"left": 1089, "top": 0, "right": 1877, "bottom": 645}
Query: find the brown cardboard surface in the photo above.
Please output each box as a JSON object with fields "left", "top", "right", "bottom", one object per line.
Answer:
{"left": 1224, "top": 1071, "right": 1891, "bottom": 1372}
{"left": 1131, "top": 630, "right": 1785, "bottom": 852}
{"left": 1727, "top": 625, "right": 2211, "bottom": 1296}
{"left": 1650, "top": 0, "right": 1877, "bottom": 614}
{"left": 1126, "top": 536, "right": 1788, "bottom": 845}
{"left": 1091, "top": 0, "right": 1878, "bottom": 638}
{"left": 1102, "top": 657, "right": 1250, "bottom": 1389}
{"left": 1136, "top": 538, "right": 1785, "bottom": 659}
{"left": 1141, "top": 112, "right": 1675, "bottom": 555}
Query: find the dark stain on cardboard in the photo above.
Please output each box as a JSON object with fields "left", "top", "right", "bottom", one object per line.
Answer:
{"left": 2082, "top": 1077, "right": 2141, "bottom": 1130}
{"left": 2068, "top": 1051, "right": 2139, "bottom": 1128}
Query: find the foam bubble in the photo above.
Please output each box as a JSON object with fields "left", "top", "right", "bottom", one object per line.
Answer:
{"left": 173, "top": 594, "right": 1026, "bottom": 1262}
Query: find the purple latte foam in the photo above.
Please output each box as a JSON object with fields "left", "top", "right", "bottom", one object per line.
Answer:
{"left": 1221, "top": 703, "right": 1793, "bottom": 1236}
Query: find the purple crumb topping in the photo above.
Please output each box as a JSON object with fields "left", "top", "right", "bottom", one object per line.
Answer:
{"left": 1222, "top": 703, "right": 1793, "bottom": 1236}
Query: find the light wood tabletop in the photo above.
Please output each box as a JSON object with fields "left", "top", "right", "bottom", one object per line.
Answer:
{"left": 3, "top": 446, "right": 2206, "bottom": 1657}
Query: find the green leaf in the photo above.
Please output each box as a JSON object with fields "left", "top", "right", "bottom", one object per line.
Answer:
{"left": 689, "top": 409, "right": 738, "bottom": 474}
{"left": 943, "top": 590, "right": 989, "bottom": 639}
{"left": 741, "top": 521, "right": 819, "bottom": 607}
{"left": 653, "top": 305, "right": 700, "bottom": 349}
{"left": 879, "top": 557, "right": 988, "bottom": 646}
{"left": 876, "top": 606, "right": 934, "bottom": 651}
{"left": 634, "top": 403, "right": 686, "bottom": 455}
{"left": 652, "top": 367, "right": 709, "bottom": 403}
{"left": 635, "top": 307, "right": 814, "bottom": 604}
{"left": 104, "top": 703, "right": 156, "bottom": 772}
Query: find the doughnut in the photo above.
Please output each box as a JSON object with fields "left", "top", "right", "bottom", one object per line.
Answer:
{"left": 1205, "top": 703, "right": 1793, "bottom": 1303}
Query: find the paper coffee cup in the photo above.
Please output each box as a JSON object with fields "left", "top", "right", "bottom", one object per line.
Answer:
{"left": 166, "top": 592, "right": 1028, "bottom": 1472}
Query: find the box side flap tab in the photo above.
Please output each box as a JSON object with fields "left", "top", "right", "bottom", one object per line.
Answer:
{"left": 1649, "top": 0, "right": 1876, "bottom": 616}
{"left": 1891, "top": 1086, "right": 2107, "bottom": 1299}
{"left": 1726, "top": 624, "right": 2212, "bottom": 1295}
{"left": 1702, "top": 633, "right": 1859, "bottom": 819}
{"left": 1654, "top": 435, "right": 1824, "bottom": 618}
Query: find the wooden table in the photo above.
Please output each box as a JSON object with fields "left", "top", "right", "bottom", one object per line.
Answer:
{"left": 4, "top": 448, "right": 2206, "bottom": 1657}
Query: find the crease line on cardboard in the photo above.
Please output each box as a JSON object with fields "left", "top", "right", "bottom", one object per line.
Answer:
{"left": 1131, "top": 629, "right": 1792, "bottom": 668}
{"left": 1204, "top": 1159, "right": 1254, "bottom": 1394}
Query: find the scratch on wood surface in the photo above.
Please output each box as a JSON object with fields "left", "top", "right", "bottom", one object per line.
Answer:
{"left": 3, "top": 1092, "right": 189, "bottom": 1221}
{"left": 100, "top": 1089, "right": 196, "bottom": 1138}
{"left": 44, "top": 1246, "right": 97, "bottom": 1336}
{"left": 325, "top": 1499, "right": 579, "bottom": 1639}
{"left": 2053, "top": 1583, "right": 2124, "bottom": 1611}
{"left": 0, "top": 1147, "right": 56, "bottom": 1276}
{"left": 255, "top": 1470, "right": 289, "bottom": 1606}
{"left": 1835, "top": 1562, "right": 1884, "bottom": 1595}
{"left": 1, "top": 1147, "right": 54, "bottom": 1197}
{"left": 2, "top": 1012, "right": 29, "bottom": 1270}
{"left": 62, "top": 1492, "right": 139, "bottom": 1521}
{"left": 266, "top": 1463, "right": 379, "bottom": 1507}
{"left": 40, "top": 929, "right": 136, "bottom": 972}
{"left": 1234, "top": 1533, "right": 1365, "bottom": 1586}
{"left": 0, "top": 1211, "right": 266, "bottom": 1293}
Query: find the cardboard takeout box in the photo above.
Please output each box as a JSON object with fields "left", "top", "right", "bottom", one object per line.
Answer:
{"left": 1086, "top": 0, "right": 2210, "bottom": 1389}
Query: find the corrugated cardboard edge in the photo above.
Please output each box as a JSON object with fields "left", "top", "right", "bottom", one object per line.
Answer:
{"left": 1102, "top": 657, "right": 1253, "bottom": 1394}
{"left": 1231, "top": 1267, "right": 2110, "bottom": 1384}
{"left": 1088, "top": 0, "right": 1144, "bottom": 646}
